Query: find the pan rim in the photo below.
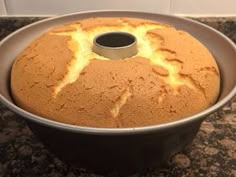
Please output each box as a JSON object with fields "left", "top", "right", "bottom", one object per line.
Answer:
{"left": 0, "top": 10, "right": 236, "bottom": 135}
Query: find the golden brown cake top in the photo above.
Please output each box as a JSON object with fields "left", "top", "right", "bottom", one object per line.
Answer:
{"left": 11, "top": 17, "right": 220, "bottom": 128}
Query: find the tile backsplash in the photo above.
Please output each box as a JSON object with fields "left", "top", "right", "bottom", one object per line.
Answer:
{"left": 2, "top": 0, "right": 170, "bottom": 15}
{"left": 170, "top": 0, "right": 236, "bottom": 16}
{"left": 0, "top": 0, "right": 236, "bottom": 16}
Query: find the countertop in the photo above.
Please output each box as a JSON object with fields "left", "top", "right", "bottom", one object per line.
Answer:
{"left": 0, "top": 17, "right": 236, "bottom": 177}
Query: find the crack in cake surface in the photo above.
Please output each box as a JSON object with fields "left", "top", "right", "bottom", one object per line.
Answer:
{"left": 51, "top": 18, "right": 199, "bottom": 97}
{"left": 111, "top": 85, "right": 133, "bottom": 118}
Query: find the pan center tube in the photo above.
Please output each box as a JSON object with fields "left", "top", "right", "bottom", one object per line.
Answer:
{"left": 92, "top": 32, "right": 138, "bottom": 59}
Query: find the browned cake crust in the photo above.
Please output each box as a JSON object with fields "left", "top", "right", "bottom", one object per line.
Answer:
{"left": 11, "top": 17, "right": 220, "bottom": 128}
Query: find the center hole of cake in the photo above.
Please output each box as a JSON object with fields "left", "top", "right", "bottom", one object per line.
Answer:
{"left": 95, "top": 32, "right": 136, "bottom": 48}
{"left": 93, "top": 32, "right": 137, "bottom": 59}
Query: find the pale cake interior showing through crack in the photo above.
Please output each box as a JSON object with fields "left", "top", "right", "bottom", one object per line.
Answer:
{"left": 50, "top": 18, "right": 201, "bottom": 118}
{"left": 51, "top": 20, "right": 195, "bottom": 92}
{"left": 110, "top": 85, "right": 133, "bottom": 118}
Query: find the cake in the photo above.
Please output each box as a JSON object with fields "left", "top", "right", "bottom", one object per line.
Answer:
{"left": 11, "top": 17, "right": 220, "bottom": 128}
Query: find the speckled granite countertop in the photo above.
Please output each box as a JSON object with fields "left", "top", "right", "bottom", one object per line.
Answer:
{"left": 0, "top": 17, "right": 236, "bottom": 177}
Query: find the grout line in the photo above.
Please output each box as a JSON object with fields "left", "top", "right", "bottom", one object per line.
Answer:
{"left": 0, "top": 0, "right": 7, "bottom": 15}
{"left": 169, "top": 0, "right": 173, "bottom": 14}
{"left": 3, "top": 0, "right": 7, "bottom": 14}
